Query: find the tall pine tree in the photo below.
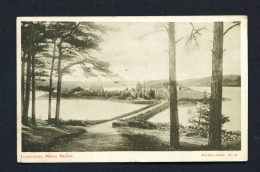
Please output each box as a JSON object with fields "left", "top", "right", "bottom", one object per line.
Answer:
{"left": 46, "top": 22, "right": 119, "bottom": 126}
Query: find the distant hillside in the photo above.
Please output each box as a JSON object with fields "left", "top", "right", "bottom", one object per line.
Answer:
{"left": 179, "top": 75, "right": 241, "bottom": 87}
{"left": 145, "top": 80, "right": 188, "bottom": 89}
{"left": 144, "top": 75, "right": 240, "bottom": 88}
{"left": 145, "top": 79, "right": 168, "bottom": 88}
{"left": 37, "top": 75, "right": 240, "bottom": 91}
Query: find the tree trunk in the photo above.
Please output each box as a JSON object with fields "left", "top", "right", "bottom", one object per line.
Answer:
{"left": 31, "top": 25, "right": 36, "bottom": 126}
{"left": 208, "top": 22, "right": 223, "bottom": 149}
{"left": 21, "top": 50, "right": 26, "bottom": 114}
{"left": 198, "top": 106, "right": 202, "bottom": 127}
{"left": 168, "top": 22, "right": 180, "bottom": 150}
{"left": 22, "top": 24, "right": 32, "bottom": 125}
{"left": 55, "top": 40, "right": 63, "bottom": 127}
{"left": 48, "top": 39, "right": 56, "bottom": 125}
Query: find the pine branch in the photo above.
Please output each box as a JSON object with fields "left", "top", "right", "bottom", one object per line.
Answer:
{"left": 223, "top": 22, "right": 240, "bottom": 36}
{"left": 61, "top": 58, "right": 90, "bottom": 72}
{"left": 175, "top": 37, "right": 184, "bottom": 44}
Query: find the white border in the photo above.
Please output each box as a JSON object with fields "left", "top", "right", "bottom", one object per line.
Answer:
{"left": 17, "top": 16, "right": 248, "bottom": 162}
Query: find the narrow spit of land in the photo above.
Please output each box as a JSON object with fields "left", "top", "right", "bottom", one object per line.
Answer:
{"left": 23, "top": 98, "right": 240, "bottom": 152}
{"left": 50, "top": 102, "right": 169, "bottom": 151}
{"left": 23, "top": 89, "right": 237, "bottom": 151}
{"left": 49, "top": 99, "right": 240, "bottom": 151}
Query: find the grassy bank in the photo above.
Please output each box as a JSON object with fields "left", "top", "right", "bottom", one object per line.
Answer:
{"left": 116, "top": 125, "right": 241, "bottom": 151}
{"left": 112, "top": 99, "right": 240, "bottom": 151}
{"left": 153, "top": 122, "right": 241, "bottom": 150}
{"left": 22, "top": 123, "right": 86, "bottom": 152}
{"left": 59, "top": 119, "right": 108, "bottom": 126}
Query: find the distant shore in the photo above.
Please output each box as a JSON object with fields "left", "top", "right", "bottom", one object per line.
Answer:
{"left": 36, "top": 94, "right": 158, "bottom": 104}
{"left": 36, "top": 88, "right": 231, "bottom": 105}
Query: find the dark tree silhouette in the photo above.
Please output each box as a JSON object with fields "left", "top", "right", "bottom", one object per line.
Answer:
{"left": 22, "top": 23, "right": 32, "bottom": 125}
{"left": 208, "top": 21, "right": 240, "bottom": 149}
{"left": 46, "top": 22, "right": 119, "bottom": 126}
{"left": 167, "top": 22, "right": 180, "bottom": 150}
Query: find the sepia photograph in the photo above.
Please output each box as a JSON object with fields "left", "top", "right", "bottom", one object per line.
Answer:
{"left": 17, "top": 16, "right": 248, "bottom": 162}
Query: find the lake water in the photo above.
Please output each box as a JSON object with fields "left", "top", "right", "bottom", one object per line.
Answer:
{"left": 148, "top": 87, "right": 241, "bottom": 131}
{"left": 30, "top": 87, "right": 241, "bottom": 131}
{"left": 30, "top": 96, "right": 146, "bottom": 121}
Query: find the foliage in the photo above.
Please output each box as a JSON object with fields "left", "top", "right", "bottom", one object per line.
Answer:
{"left": 43, "top": 22, "right": 121, "bottom": 126}
{"left": 188, "top": 93, "right": 230, "bottom": 138}
{"left": 136, "top": 82, "right": 142, "bottom": 90}
{"left": 71, "top": 86, "right": 84, "bottom": 93}
{"left": 21, "top": 22, "right": 50, "bottom": 85}
{"left": 149, "top": 90, "right": 155, "bottom": 98}
{"left": 37, "top": 85, "right": 54, "bottom": 92}
{"left": 47, "top": 22, "right": 119, "bottom": 79}
{"left": 21, "top": 21, "right": 120, "bottom": 126}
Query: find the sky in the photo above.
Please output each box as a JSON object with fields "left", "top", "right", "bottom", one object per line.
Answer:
{"left": 62, "top": 22, "right": 241, "bottom": 82}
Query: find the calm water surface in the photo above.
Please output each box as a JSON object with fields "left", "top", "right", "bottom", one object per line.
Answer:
{"left": 30, "top": 95, "right": 146, "bottom": 121}
{"left": 148, "top": 87, "right": 241, "bottom": 131}
{"left": 31, "top": 87, "right": 241, "bottom": 131}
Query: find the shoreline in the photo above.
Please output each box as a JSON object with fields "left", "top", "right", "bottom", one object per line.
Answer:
{"left": 36, "top": 96, "right": 231, "bottom": 102}
{"left": 22, "top": 94, "right": 240, "bottom": 152}
{"left": 36, "top": 87, "right": 232, "bottom": 103}
{"left": 36, "top": 96, "right": 158, "bottom": 105}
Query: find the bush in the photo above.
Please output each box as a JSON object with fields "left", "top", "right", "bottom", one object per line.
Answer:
{"left": 127, "top": 121, "right": 156, "bottom": 129}
{"left": 149, "top": 90, "right": 155, "bottom": 98}
{"left": 68, "top": 91, "right": 73, "bottom": 97}
{"left": 187, "top": 93, "right": 230, "bottom": 138}
{"left": 71, "top": 86, "right": 84, "bottom": 93}
{"left": 153, "top": 122, "right": 170, "bottom": 130}
{"left": 112, "top": 121, "right": 128, "bottom": 127}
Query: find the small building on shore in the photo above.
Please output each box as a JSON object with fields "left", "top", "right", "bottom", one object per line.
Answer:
{"left": 73, "top": 91, "right": 82, "bottom": 96}
{"left": 52, "top": 88, "right": 57, "bottom": 95}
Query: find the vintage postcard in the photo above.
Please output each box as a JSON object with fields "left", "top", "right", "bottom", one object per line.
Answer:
{"left": 17, "top": 16, "right": 248, "bottom": 162}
